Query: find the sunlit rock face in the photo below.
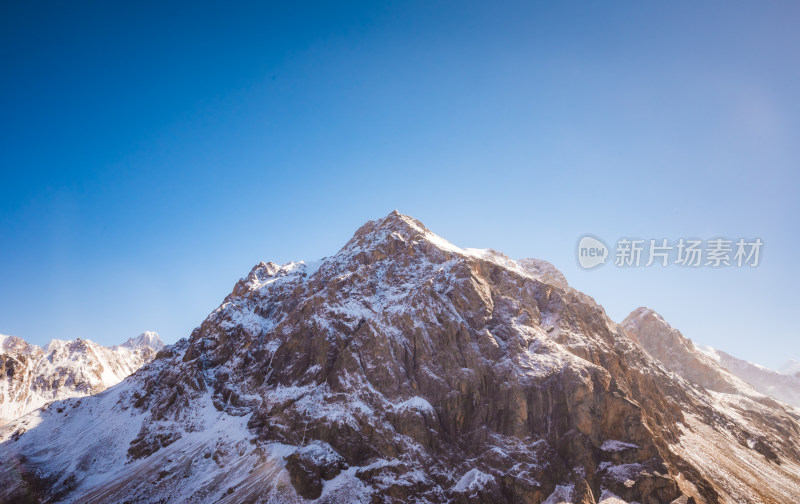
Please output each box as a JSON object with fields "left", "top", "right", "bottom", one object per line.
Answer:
{"left": 1, "top": 212, "right": 799, "bottom": 504}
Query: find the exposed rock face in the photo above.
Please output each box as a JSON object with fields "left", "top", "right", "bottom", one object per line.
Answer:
{"left": 0, "top": 212, "right": 798, "bottom": 504}
{"left": 622, "top": 308, "right": 800, "bottom": 501}
{"left": 0, "top": 332, "right": 164, "bottom": 424}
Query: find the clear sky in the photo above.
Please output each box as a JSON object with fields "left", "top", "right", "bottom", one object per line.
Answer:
{"left": 1, "top": 1, "right": 798, "bottom": 368}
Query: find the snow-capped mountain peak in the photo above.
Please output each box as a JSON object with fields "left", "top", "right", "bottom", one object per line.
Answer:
{"left": 621, "top": 306, "right": 758, "bottom": 395}
{"left": 333, "top": 211, "right": 569, "bottom": 289}
{"left": 121, "top": 331, "right": 165, "bottom": 351}
{"left": 0, "top": 334, "right": 38, "bottom": 355}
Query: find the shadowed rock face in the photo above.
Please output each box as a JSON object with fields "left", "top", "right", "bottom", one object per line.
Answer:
{"left": 1, "top": 212, "right": 799, "bottom": 504}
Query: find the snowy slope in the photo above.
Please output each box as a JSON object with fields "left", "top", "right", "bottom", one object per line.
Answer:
{"left": 0, "top": 332, "right": 164, "bottom": 424}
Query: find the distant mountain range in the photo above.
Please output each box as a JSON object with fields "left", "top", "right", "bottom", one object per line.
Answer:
{"left": 0, "top": 331, "right": 164, "bottom": 424}
{"left": 696, "top": 345, "right": 800, "bottom": 408}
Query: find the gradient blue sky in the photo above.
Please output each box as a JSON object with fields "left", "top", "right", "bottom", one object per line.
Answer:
{"left": 1, "top": 1, "right": 798, "bottom": 368}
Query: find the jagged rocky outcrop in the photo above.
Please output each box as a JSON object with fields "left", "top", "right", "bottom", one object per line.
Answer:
{"left": 0, "top": 332, "right": 164, "bottom": 424}
{"left": 0, "top": 212, "right": 798, "bottom": 504}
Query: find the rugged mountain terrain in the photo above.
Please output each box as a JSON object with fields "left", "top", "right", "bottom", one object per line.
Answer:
{"left": 0, "top": 332, "right": 164, "bottom": 424}
{"left": 0, "top": 211, "right": 799, "bottom": 504}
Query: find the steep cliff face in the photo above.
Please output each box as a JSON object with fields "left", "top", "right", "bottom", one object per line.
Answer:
{"left": 0, "top": 332, "right": 164, "bottom": 424}
{"left": 0, "top": 212, "right": 798, "bottom": 504}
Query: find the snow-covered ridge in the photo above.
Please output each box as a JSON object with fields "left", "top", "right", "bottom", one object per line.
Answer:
{"left": 623, "top": 307, "right": 800, "bottom": 408}
{"left": 0, "top": 332, "right": 164, "bottom": 424}
{"left": 228, "top": 211, "right": 570, "bottom": 311}
{"left": 243, "top": 211, "right": 570, "bottom": 295}
{"left": 380, "top": 211, "right": 569, "bottom": 288}
{"left": 621, "top": 307, "right": 764, "bottom": 396}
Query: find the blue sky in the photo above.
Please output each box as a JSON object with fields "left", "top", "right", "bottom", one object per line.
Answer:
{"left": 1, "top": 1, "right": 797, "bottom": 368}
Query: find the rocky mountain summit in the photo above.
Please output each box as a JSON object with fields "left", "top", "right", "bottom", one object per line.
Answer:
{"left": 0, "top": 211, "right": 798, "bottom": 504}
{"left": 0, "top": 332, "right": 164, "bottom": 424}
